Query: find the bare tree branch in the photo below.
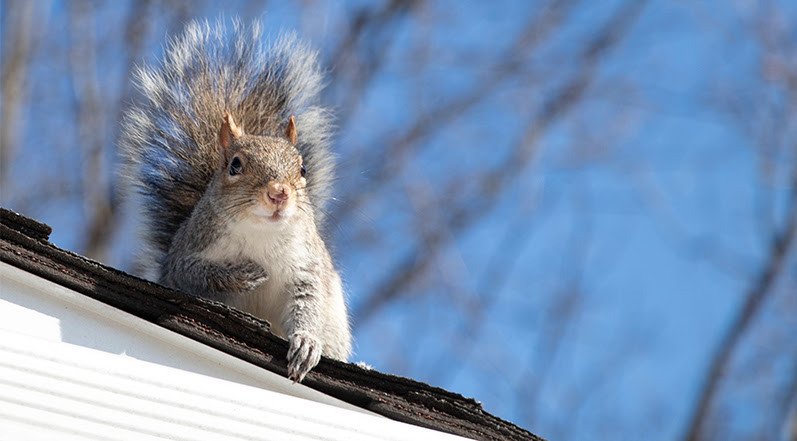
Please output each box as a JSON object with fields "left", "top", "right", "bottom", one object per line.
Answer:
{"left": 354, "top": 0, "right": 650, "bottom": 324}
{"left": 74, "top": 0, "right": 159, "bottom": 260}
{"left": 330, "top": 0, "right": 578, "bottom": 227}
{"left": 1, "top": 0, "right": 37, "bottom": 187}
{"left": 326, "top": 0, "right": 420, "bottom": 124}
{"left": 682, "top": 166, "right": 797, "bottom": 441}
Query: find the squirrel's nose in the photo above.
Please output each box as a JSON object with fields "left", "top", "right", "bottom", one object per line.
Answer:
{"left": 267, "top": 182, "right": 291, "bottom": 205}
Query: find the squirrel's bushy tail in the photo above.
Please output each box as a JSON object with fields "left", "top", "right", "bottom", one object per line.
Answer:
{"left": 121, "top": 19, "right": 334, "bottom": 274}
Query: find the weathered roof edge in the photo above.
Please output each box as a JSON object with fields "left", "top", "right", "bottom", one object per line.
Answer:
{"left": 0, "top": 207, "right": 544, "bottom": 441}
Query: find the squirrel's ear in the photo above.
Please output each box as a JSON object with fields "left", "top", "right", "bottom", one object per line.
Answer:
{"left": 285, "top": 115, "right": 297, "bottom": 145}
{"left": 219, "top": 111, "right": 243, "bottom": 153}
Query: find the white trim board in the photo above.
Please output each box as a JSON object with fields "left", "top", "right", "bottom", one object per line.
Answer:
{"left": 0, "top": 263, "right": 468, "bottom": 440}
{"left": 0, "top": 262, "right": 359, "bottom": 410}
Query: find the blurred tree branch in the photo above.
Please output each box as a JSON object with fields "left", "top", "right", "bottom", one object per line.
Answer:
{"left": 1, "top": 0, "right": 39, "bottom": 188}
{"left": 682, "top": 167, "right": 795, "bottom": 441}
{"left": 328, "top": 0, "right": 577, "bottom": 228}
{"left": 682, "top": 143, "right": 796, "bottom": 441}
{"left": 326, "top": 0, "right": 420, "bottom": 124}
{"left": 3, "top": 2, "right": 795, "bottom": 439}
{"left": 354, "top": 0, "right": 649, "bottom": 324}
{"left": 68, "top": 0, "right": 113, "bottom": 261}
{"left": 680, "top": 3, "right": 797, "bottom": 440}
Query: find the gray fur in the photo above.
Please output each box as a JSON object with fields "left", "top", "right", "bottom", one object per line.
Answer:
{"left": 120, "top": 19, "right": 350, "bottom": 381}
{"left": 158, "top": 190, "right": 268, "bottom": 298}
{"left": 120, "top": 19, "right": 335, "bottom": 275}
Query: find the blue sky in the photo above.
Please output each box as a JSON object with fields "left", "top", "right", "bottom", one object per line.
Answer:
{"left": 1, "top": 1, "right": 795, "bottom": 440}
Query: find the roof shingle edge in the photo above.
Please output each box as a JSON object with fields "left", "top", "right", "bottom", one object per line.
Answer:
{"left": 0, "top": 207, "right": 545, "bottom": 441}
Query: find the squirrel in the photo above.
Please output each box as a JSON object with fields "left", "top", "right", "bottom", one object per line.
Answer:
{"left": 120, "top": 19, "right": 351, "bottom": 382}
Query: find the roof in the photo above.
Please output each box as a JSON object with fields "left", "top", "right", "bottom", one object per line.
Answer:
{"left": 0, "top": 207, "right": 544, "bottom": 441}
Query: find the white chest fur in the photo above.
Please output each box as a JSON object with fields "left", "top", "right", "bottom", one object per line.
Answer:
{"left": 199, "top": 217, "right": 311, "bottom": 337}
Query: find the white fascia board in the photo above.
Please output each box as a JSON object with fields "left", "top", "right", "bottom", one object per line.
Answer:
{"left": 0, "top": 262, "right": 359, "bottom": 410}
{"left": 0, "top": 263, "right": 470, "bottom": 441}
{"left": 0, "top": 330, "right": 469, "bottom": 441}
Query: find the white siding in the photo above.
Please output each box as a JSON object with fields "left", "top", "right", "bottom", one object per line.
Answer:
{"left": 0, "top": 263, "right": 468, "bottom": 441}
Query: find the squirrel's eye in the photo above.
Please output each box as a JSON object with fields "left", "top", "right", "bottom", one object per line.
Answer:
{"left": 300, "top": 163, "right": 306, "bottom": 178}
{"left": 229, "top": 157, "right": 243, "bottom": 176}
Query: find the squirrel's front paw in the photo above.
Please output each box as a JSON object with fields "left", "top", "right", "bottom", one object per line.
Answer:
{"left": 287, "top": 331, "right": 323, "bottom": 383}
{"left": 228, "top": 261, "right": 268, "bottom": 291}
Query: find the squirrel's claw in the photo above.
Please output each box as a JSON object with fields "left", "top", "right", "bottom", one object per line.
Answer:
{"left": 287, "top": 331, "right": 323, "bottom": 383}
